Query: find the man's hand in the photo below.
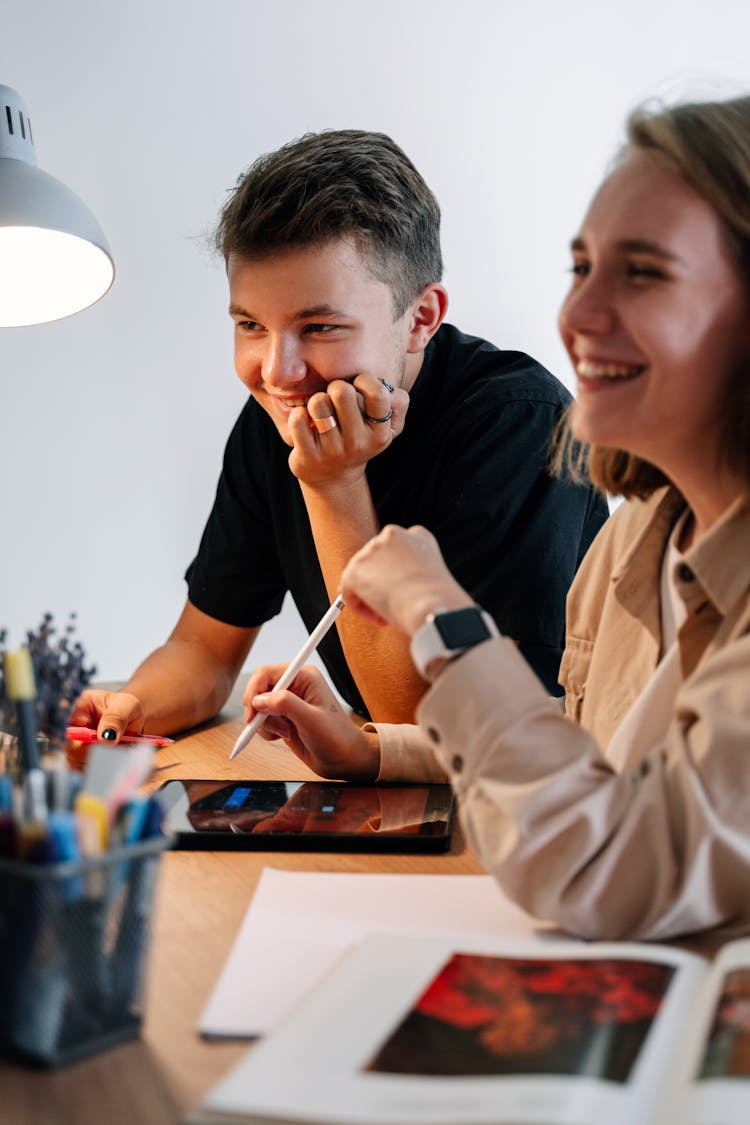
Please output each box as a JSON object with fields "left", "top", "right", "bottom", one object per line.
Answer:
{"left": 341, "top": 524, "right": 473, "bottom": 637}
{"left": 67, "top": 690, "right": 146, "bottom": 742}
{"left": 242, "top": 663, "right": 381, "bottom": 780}
{"left": 65, "top": 689, "right": 146, "bottom": 767}
{"left": 286, "top": 374, "right": 408, "bottom": 487}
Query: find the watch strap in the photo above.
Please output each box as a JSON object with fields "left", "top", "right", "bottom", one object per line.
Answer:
{"left": 410, "top": 606, "right": 499, "bottom": 681}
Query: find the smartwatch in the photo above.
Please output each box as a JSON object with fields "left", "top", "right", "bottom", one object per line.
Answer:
{"left": 410, "top": 606, "right": 500, "bottom": 681}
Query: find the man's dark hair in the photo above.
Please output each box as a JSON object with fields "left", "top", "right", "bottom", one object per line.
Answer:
{"left": 214, "top": 129, "right": 443, "bottom": 316}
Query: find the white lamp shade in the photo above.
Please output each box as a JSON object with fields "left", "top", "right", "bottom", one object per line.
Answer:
{"left": 0, "top": 84, "right": 114, "bottom": 327}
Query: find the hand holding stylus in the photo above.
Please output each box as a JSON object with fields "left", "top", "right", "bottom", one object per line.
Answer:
{"left": 230, "top": 596, "right": 346, "bottom": 761}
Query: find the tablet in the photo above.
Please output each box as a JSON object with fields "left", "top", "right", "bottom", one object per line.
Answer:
{"left": 156, "top": 778, "right": 456, "bottom": 853}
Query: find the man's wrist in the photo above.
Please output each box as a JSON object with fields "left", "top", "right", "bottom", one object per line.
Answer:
{"left": 298, "top": 470, "right": 368, "bottom": 501}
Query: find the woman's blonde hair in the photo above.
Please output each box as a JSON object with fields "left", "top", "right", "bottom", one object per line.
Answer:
{"left": 554, "top": 94, "right": 750, "bottom": 499}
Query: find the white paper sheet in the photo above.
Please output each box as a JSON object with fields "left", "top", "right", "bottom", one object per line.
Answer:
{"left": 199, "top": 868, "right": 558, "bottom": 1038}
{"left": 191, "top": 933, "right": 706, "bottom": 1125}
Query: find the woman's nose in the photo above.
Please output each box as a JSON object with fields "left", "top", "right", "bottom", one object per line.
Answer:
{"left": 559, "top": 275, "right": 616, "bottom": 338}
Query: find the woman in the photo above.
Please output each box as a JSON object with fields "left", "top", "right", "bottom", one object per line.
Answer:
{"left": 245, "top": 94, "right": 750, "bottom": 942}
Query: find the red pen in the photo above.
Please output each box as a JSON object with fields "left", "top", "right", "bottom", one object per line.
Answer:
{"left": 66, "top": 725, "right": 175, "bottom": 748}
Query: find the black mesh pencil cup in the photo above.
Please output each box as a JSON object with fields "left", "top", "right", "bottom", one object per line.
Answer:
{"left": 0, "top": 833, "right": 170, "bottom": 1067}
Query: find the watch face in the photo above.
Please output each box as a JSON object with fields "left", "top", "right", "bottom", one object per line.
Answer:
{"left": 434, "top": 608, "right": 491, "bottom": 649}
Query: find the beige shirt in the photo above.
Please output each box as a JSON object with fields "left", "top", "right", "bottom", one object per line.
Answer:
{"left": 601, "top": 509, "right": 688, "bottom": 773}
{"left": 376, "top": 486, "right": 750, "bottom": 941}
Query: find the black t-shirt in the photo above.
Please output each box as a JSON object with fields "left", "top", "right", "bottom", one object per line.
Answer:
{"left": 186, "top": 324, "right": 608, "bottom": 711}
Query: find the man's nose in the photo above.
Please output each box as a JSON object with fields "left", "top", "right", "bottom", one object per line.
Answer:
{"left": 262, "top": 336, "right": 307, "bottom": 386}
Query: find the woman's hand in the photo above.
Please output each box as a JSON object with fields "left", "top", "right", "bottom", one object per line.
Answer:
{"left": 340, "top": 524, "right": 473, "bottom": 636}
{"left": 242, "top": 663, "right": 381, "bottom": 780}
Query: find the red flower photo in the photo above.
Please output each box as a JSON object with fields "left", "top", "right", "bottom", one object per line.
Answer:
{"left": 365, "top": 953, "right": 674, "bottom": 1081}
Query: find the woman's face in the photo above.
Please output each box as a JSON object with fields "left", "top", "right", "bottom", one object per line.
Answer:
{"left": 559, "top": 148, "right": 750, "bottom": 482}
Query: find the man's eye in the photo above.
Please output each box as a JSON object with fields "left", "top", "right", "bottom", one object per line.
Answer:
{"left": 568, "top": 260, "right": 589, "bottom": 278}
{"left": 306, "top": 323, "right": 341, "bottom": 334}
{"left": 237, "top": 320, "right": 263, "bottom": 332}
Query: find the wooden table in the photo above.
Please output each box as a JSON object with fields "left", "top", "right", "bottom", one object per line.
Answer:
{"left": 2, "top": 699, "right": 483, "bottom": 1124}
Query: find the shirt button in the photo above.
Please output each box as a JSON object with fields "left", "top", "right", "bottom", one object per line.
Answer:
{"left": 678, "top": 563, "right": 695, "bottom": 582}
{"left": 427, "top": 726, "right": 440, "bottom": 744}
{"left": 451, "top": 754, "right": 464, "bottom": 773}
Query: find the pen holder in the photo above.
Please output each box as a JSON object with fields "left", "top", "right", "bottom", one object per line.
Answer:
{"left": 0, "top": 833, "right": 171, "bottom": 1067}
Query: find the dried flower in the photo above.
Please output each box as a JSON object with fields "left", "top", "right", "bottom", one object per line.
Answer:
{"left": 0, "top": 612, "right": 97, "bottom": 748}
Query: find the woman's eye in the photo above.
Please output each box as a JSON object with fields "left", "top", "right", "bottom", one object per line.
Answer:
{"left": 236, "top": 320, "right": 263, "bottom": 332}
{"left": 568, "top": 260, "right": 589, "bottom": 278}
{"left": 627, "top": 263, "right": 666, "bottom": 280}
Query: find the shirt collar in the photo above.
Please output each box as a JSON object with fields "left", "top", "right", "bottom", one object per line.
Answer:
{"left": 611, "top": 486, "right": 750, "bottom": 619}
{"left": 611, "top": 488, "right": 685, "bottom": 584}
{"left": 682, "top": 493, "right": 750, "bottom": 616}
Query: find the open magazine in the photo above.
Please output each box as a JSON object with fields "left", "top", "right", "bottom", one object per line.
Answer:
{"left": 186, "top": 931, "right": 750, "bottom": 1125}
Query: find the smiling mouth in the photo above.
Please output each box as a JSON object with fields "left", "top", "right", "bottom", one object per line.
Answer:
{"left": 576, "top": 359, "right": 646, "bottom": 383}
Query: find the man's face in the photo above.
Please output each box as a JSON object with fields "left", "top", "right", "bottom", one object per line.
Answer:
{"left": 228, "top": 239, "right": 411, "bottom": 445}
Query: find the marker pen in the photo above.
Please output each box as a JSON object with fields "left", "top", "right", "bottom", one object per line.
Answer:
{"left": 3, "top": 647, "right": 47, "bottom": 824}
{"left": 66, "top": 725, "right": 174, "bottom": 748}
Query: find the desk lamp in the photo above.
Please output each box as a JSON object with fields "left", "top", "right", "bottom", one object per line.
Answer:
{"left": 0, "top": 83, "right": 114, "bottom": 326}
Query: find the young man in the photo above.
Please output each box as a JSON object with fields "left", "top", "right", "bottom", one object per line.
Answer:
{"left": 73, "top": 129, "right": 607, "bottom": 740}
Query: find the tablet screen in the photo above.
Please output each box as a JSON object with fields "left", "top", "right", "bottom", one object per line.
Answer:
{"left": 156, "top": 779, "right": 456, "bottom": 853}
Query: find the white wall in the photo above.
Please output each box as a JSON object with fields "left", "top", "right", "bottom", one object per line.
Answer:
{"left": 0, "top": 0, "right": 747, "bottom": 680}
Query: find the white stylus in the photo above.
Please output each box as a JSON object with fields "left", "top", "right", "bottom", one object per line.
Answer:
{"left": 229, "top": 595, "right": 346, "bottom": 761}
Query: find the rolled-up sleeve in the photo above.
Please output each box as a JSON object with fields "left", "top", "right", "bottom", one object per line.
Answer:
{"left": 417, "top": 634, "right": 750, "bottom": 941}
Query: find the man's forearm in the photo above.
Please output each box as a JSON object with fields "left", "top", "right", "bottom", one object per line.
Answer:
{"left": 123, "top": 638, "right": 240, "bottom": 734}
{"left": 300, "top": 478, "right": 428, "bottom": 722}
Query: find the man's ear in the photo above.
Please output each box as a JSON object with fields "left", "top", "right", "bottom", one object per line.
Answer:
{"left": 405, "top": 284, "right": 449, "bottom": 353}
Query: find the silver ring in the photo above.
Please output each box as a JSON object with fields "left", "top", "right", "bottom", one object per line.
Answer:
{"left": 364, "top": 409, "right": 393, "bottom": 424}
